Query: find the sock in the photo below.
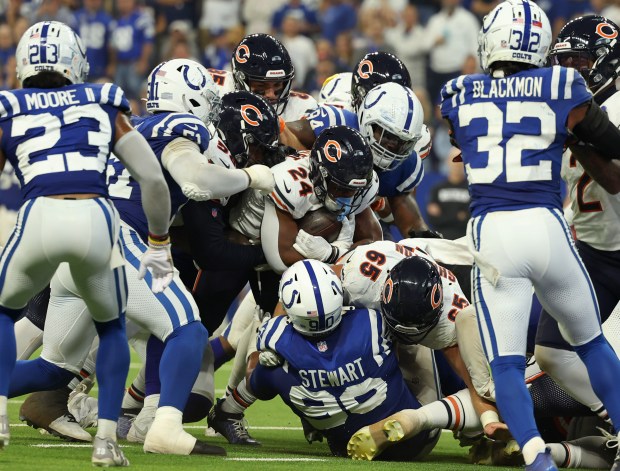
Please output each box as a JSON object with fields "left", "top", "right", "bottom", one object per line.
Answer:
{"left": 8, "top": 357, "right": 74, "bottom": 397}
{"left": 491, "top": 355, "right": 542, "bottom": 453}
{"left": 221, "top": 378, "right": 256, "bottom": 415}
{"left": 574, "top": 334, "right": 620, "bottom": 434}
{"left": 418, "top": 388, "right": 481, "bottom": 432}
{"left": 159, "top": 322, "right": 208, "bottom": 411}
{"left": 122, "top": 366, "right": 146, "bottom": 410}
{"left": 14, "top": 316, "right": 43, "bottom": 360}
{"left": 210, "top": 336, "right": 234, "bottom": 371}
{"left": 183, "top": 393, "right": 212, "bottom": 423}
{"left": 522, "top": 437, "right": 547, "bottom": 465}
{"left": 549, "top": 437, "right": 612, "bottom": 469}
{"left": 145, "top": 335, "right": 164, "bottom": 397}
{"left": 0, "top": 308, "right": 19, "bottom": 397}
{"left": 96, "top": 418, "right": 117, "bottom": 441}
{"left": 94, "top": 317, "right": 129, "bottom": 421}
{"left": 0, "top": 396, "right": 7, "bottom": 416}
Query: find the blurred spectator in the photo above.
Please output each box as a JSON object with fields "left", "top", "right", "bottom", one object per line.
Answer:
{"left": 470, "top": 0, "right": 500, "bottom": 20}
{"left": 426, "top": 152, "right": 470, "bottom": 240}
{"left": 353, "top": 13, "right": 396, "bottom": 64}
{"left": 202, "top": 27, "right": 231, "bottom": 70}
{"left": 110, "top": 0, "right": 155, "bottom": 99}
{"left": 150, "top": 0, "right": 196, "bottom": 29}
{"left": 200, "top": 0, "right": 241, "bottom": 36}
{"left": 76, "top": 0, "right": 114, "bottom": 81}
{"left": 162, "top": 20, "right": 199, "bottom": 62}
{"left": 385, "top": 4, "right": 427, "bottom": 88}
{"left": 603, "top": 0, "right": 620, "bottom": 26}
{"left": 242, "top": 0, "right": 288, "bottom": 35}
{"left": 424, "top": 0, "right": 479, "bottom": 105}
{"left": 280, "top": 13, "right": 318, "bottom": 88}
{"left": 12, "top": 16, "right": 29, "bottom": 45}
{"left": 272, "top": 0, "right": 319, "bottom": 35}
{"left": 319, "top": 0, "right": 357, "bottom": 44}
{"left": 548, "top": 0, "right": 592, "bottom": 37}
{"left": 0, "top": 23, "right": 16, "bottom": 90}
{"left": 307, "top": 58, "right": 336, "bottom": 97}
{"left": 360, "top": 0, "right": 407, "bottom": 27}
{"left": 29, "top": 0, "right": 76, "bottom": 28}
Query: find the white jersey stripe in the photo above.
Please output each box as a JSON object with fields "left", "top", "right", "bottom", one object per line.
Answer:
{"left": 564, "top": 67, "right": 574, "bottom": 100}
{"left": 550, "top": 66, "right": 560, "bottom": 100}
{"left": 368, "top": 310, "right": 385, "bottom": 367}
{"left": 101, "top": 83, "right": 112, "bottom": 104}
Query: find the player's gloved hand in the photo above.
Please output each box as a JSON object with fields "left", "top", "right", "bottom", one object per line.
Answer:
{"left": 408, "top": 228, "right": 443, "bottom": 239}
{"left": 243, "top": 165, "right": 275, "bottom": 194}
{"left": 294, "top": 216, "right": 354, "bottom": 263}
{"left": 258, "top": 349, "right": 283, "bottom": 367}
{"left": 332, "top": 216, "right": 354, "bottom": 253}
{"left": 138, "top": 233, "right": 174, "bottom": 293}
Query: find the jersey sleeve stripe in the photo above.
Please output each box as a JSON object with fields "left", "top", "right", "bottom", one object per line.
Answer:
{"left": 264, "top": 315, "right": 287, "bottom": 351}
{"left": 368, "top": 309, "right": 387, "bottom": 367}
{"left": 273, "top": 186, "right": 296, "bottom": 212}
{"left": 269, "top": 192, "right": 289, "bottom": 212}
{"left": 396, "top": 158, "right": 424, "bottom": 193}
{"left": 564, "top": 67, "right": 574, "bottom": 100}
{"left": 550, "top": 66, "right": 561, "bottom": 100}
{"left": 0, "top": 92, "right": 13, "bottom": 118}
{"left": 457, "top": 75, "right": 466, "bottom": 106}
{"left": 101, "top": 83, "right": 113, "bottom": 104}
{"left": 112, "top": 84, "right": 123, "bottom": 107}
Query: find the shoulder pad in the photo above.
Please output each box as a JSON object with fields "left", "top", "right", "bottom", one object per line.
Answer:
{"left": 91, "top": 83, "right": 131, "bottom": 113}
{"left": 154, "top": 113, "right": 211, "bottom": 151}
{"left": 269, "top": 157, "right": 314, "bottom": 218}
{"left": 0, "top": 90, "right": 19, "bottom": 119}
{"left": 394, "top": 152, "right": 425, "bottom": 194}
{"left": 205, "top": 136, "right": 236, "bottom": 169}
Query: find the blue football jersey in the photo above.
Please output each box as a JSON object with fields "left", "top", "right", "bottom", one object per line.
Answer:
{"left": 251, "top": 309, "right": 422, "bottom": 456}
{"left": 107, "top": 112, "right": 211, "bottom": 240}
{"left": 440, "top": 66, "right": 592, "bottom": 217}
{"left": 0, "top": 83, "right": 130, "bottom": 201}
{"left": 307, "top": 104, "right": 359, "bottom": 135}
{"left": 76, "top": 9, "right": 113, "bottom": 79}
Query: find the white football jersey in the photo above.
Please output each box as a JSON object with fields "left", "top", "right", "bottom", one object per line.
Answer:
{"left": 561, "top": 91, "right": 620, "bottom": 251}
{"left": 340, "top": 240, "right": 470, "bottom": 350}
{"left": 204, "top": 133, "right": 237, "bottom": 207}
{"left": 208, "top": 68, "right": 318, "bottom": 122}
{"left": 229, "top": 152, "right": 379, "bottom": 239}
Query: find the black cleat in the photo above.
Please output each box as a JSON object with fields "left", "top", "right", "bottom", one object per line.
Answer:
{"left": 207, "top": 399, "right": 261, "bottom": 446}
{"left": 190, "top": 440, "right": 227, "bottom": 456}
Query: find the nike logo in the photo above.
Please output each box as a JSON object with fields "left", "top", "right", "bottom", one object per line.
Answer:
{"left": 283, "top": 182, "right": 292, "bottom": 193}
{"left": 186, "top": 124, "right": 199, "bottom": 131}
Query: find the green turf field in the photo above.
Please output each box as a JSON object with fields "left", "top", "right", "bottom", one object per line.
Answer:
{"left": 2, "top": 359, "right": 591, "bottom": 471}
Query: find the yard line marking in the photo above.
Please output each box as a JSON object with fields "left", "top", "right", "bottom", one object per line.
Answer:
{"left": 225, "top": 458, "right": 328, "bottom": 462}
{"left": 8, "top": 400, "right": 24, "bottom": 404}
{"left": 184, "top": 425, "right": 303, "bottom": 431}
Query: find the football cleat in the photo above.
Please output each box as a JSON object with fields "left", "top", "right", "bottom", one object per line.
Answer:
{"left": 608, "top": 428, "right": 620, "bottom": 471}
{"left": 0, "top": 414, "right": 9, "bottom": 449}
{"left": 126, "top": 395, "right": 158, "bottom": 444}
{"left": 347, "top": 409, "right": 422, "bottom": 460}
{"left": 67, "top": 377, "right": 98, "bottom": 429}
{"left": 525, "top": 448, "right": 558, "bottom": 471}
{"left": 207, "top": 399, "right": 260, "bottom": 446}
{"left": 116, "top": 409, "right": 140, "bottom": 440}
{"left": 92, "top": 436, "right": 129, "bottom": 467}
{"left": 20, "top": 388, "right": 91, "bottom": 442}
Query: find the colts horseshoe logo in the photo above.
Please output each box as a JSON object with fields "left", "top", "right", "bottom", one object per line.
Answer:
{"left": 240, "top": 104, "right": 263, "bottom": 126}
{"left": 323, "top": 139, "right": 342, "bottom": 163}
{"left": 180, "top": 64, "right": 207, "bottom": 91}
{"left": 357, "top": 59, "right": 373, "bottom": 79}
{"left": 235, "top": 44, "right": 250, "bottom": 63}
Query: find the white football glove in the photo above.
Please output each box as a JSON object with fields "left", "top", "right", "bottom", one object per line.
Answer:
{"left": 138, "top": 236, "right": 174, "bottom": 293}
{"left": 332, "top": 216, "right": 354, "bottom": 253}
{"left": 243, "top": 165, "right": 275, "bottom": 194}
{"left": 293, "top": 216, "right": 354, "bottom": 263}
{"left": 258, "top": 349, "right": 283, "bottom": 367}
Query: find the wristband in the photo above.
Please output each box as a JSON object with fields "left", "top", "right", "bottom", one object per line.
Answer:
{"left": 325, "top": 245, "right": 339, "bottom": 264}
{"left": 148, "top": 232, "right": 170, "bottom": 247}
{"left": 480, "top": 410, "right": 500, "bottom": 429}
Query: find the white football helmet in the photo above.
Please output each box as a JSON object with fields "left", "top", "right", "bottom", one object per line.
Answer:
{"left": 358, "top": 82, "right": 423, "bottom": 171}
{"left": 146, "top": 59, "right": 221, "bottom": 126}
{"left": 478, "top": 0, "right": 552, "bottom": 73}
{"left": 279, "top": 259, "right": 344, "bottom": 338}
{"left": 319, "top": 72, "right": 353, "bottom": 108}
{"left": 16, "top": 21, "right": 89, "bottom": 85}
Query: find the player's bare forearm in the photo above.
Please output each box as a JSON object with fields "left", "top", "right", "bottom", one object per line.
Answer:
{"left": 280, "top": 123, "right": 307, "bottom": 150}
{"left": 388, "top": 193, "right": 428, "bottom": 235}
{"left": 284, "top": 119, "right": 316, "bottom": 149}
{"left": 352, "top": 207, "right": 383, "bottom": 244}
{"left": 569, "top": 143, "right": 620, "bottom": 194}
{"left": 277, "top": 209, "right": 306, "bottom": 266}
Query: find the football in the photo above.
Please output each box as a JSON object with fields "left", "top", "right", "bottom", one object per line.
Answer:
{"left": 297, "top": 208, "right": 342, "bottom": 243}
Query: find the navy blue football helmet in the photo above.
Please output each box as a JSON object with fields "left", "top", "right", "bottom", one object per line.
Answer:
{"left": 380, "top": 256, "right": 443, "bottom": 344}
{"left": 231, "top": 34, "right": 295, "bottom": 115}
{"left": 351, "top": 52, "right": 411, "bottom": 111}
{"left": 551, "top": 15, "right": 620, "bottom": 95}
{"left": 217, "top": 91, "right": 281, "bottom": 168}
{"left": 309, "top": 125, "right": 374, "bottom": 221}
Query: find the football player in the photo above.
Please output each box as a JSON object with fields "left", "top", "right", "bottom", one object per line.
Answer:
{"left": 441, "top": 2, "right": 620, "bottom": 470}
{"left": 534, "top": 14, "right": 620, "bottom": 432}
{"left": 0, "top": 21, "right": 173, "bottom": 466}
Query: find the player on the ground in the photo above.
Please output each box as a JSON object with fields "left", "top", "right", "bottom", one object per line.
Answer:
{"left": 533, "top": 14, "right": 620, "bottom": 430}
{"left": 0, "top": 21, "right": 173, "bottom": 466}
{"left": 439, "top": 1, "right": 620, "bottom": 470}
{"left": 246, "top": 259, "right": 438, "bottom": 458}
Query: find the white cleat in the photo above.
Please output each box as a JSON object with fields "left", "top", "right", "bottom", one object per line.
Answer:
{"left": 92, "top": 436, "right": 129, "bottom": 467}
{"left": 67, "top": 391, "right": 98, "bottom": 429}
{"left": 126, "top": 397, "right": 157, "bottom": 444}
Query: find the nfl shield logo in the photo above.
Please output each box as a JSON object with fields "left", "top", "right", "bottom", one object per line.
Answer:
{"left": 317, "top": 341, "right": 328, "bottom": 352}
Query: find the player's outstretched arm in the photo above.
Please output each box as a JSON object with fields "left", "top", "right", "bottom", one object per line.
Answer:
{"left": 569, "top": 101, "right": 620, "bottom": 161}
{"left": 161, "top": 138, "right": 275, "bottom": 200}
{"left": 569, "top": 143, "right": 620, "bottom": 195}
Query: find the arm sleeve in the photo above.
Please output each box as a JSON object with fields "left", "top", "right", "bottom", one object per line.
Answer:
{"left": 162, "top": 138, "right": 251, "bottom": 201}
{"left": 113, "top": 130, "right": 171, "bottom": 236}
{"left": 260, "top": 200, "right": 289, "bottom": 274}
{"left": 181, "top": 200, "right": 265, "bottom": 271}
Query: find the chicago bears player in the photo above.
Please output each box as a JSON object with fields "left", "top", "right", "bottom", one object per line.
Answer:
{"left": 7, "top": 59, "right": 275, "bottom": 456}
{"left": 207, "top": 33, "right": 318, "bottom": 122}
{"left": 247, "top": 259, "right": 436, "bottom": 459}
{"left": 440, "top": 1, "right": 620, "bottom": 470}
{"left": 534, "top": 15, "right": 620, "bottom": 432}
{"left": 0, "top": 21, "right": 173, "bottom": 466}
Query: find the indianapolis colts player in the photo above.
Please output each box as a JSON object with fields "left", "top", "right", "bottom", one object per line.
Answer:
{"left": 0, "top": 21, "right": 173, "bottom": 466}
{"left": 247, "top": 259, "right": 437, "bottom": 459}
{"left": 7, "top": 59, "right": 275, "bottom": 457}
{"left": 534, "top": 14, "right": 620, "bottom": 431}
{"left": 440, "top": 2, "right": 620, "bottom": 470}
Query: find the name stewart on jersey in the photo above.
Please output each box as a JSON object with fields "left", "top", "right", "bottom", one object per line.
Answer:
{"left": 299, "top": 357, "right": 365, "bottom": 389}
{"left": 471, "top": 76, "right": 543, "bottom": 99}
